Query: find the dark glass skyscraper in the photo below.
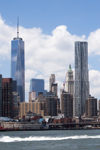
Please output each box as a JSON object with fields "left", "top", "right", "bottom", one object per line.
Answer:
{"left": 11, "top": 22, "right": 25, "bottom": 102}
{"left": 75, "top": 41, "right": 89, "bottom": 118}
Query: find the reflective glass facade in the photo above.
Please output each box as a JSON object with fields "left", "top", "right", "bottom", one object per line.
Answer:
{"left": 11, "top": 38, "right": 25, "bottom": 102}
{"left": 75, "top": 42, "right": 89, "bottom": 117}
{"left": 30, "top": 79, "right": 44, "bottom": 98}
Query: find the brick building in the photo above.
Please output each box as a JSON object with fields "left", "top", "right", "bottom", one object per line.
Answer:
{"left": 2, "top": 78, "right": 13, "bottom": 118}
{"left": 85, "top": 96, "right": 97, "bottom": 118}
{"left": 45, "top": 97, "right": 57, "bottom": 116}
{"left": 61, "top": 90, "right": 73, "bottom": 118}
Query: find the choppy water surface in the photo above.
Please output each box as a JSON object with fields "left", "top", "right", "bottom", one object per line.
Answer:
{"left": 0, "top": 130, "right": 100, "bottom": 150}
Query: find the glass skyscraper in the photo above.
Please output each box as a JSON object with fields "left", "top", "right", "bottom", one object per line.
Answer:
{"left": 75, "top": 41, "right": 89, "bottom": 118}
{"left": 11, "top": 35, "right": 25, "bottom": 102}
{"left": 30, "top": 79, "right": 44, "bottom": 98}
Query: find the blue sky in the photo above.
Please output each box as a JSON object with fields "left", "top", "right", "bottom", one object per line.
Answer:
{"left": 0, "top": 0, "right": 100, "bottom": 101}
{"left": 0, "top": 0, "right": 100, "bottom": 36}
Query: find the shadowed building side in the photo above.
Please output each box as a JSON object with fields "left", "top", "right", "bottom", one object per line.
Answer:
{"left": 61, "top": 91, "right": 73, "bottom": 118}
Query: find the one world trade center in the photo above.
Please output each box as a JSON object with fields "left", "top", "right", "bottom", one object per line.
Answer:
{"left": 11, "top": 19, "right": 25, "bottom": 102}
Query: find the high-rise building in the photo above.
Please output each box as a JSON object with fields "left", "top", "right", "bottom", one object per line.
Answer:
{"left": 66, "top": 65, "right": 74, "bottom": 117}
{"left": 11, "top": 19, "right": 25, "bottom": 102}
{"left": 66, "top": 65, "right": 74, "bottom": 96}
{"left": 30, "top": 79, "right": 44, "bottom": 98}
{"left": 0, "top": 74, "right": 2, "bottom": 116}
{"left": 12, "top": 92, "right": 20, "bottom": 118}
{"left": 61, "top": 91, "right": 73, "bottom": 118}
{"left": 49, "top": 74, "right": 55, "bottom": 91}
{"left": 85, "top": 96, "right": 97, "bottom": 118}
{"left": 75, "top": 41, "right": 89, "bottom": 118}
{"left": 52, "top": 83, "right": 58, "bottom": 97}
{"left": 45, "top": 97, "right": 57, "bottom": 116}
{"left": 12, "top": 80, "right": 17, "bottom": 92}
{"left": 2, "top": 78, "right": 13, "bottom": 118}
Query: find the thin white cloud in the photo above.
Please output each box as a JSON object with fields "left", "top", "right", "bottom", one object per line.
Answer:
{"left": 89, "top": 69, "right": 100, "bottom": 99}
{"left": 88, "top": 29, "right": 100, "bottom": 55}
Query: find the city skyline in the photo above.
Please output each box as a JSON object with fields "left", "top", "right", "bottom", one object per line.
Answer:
{"left": 0, "top": 1, "right": 100, "bottom": 101}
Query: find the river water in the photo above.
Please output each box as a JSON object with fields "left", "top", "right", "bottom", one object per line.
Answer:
{"left": 0, "top": 129, "right": 100, "bottom": 150}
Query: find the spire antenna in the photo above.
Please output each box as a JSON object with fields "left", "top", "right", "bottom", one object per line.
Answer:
{"left": 17, "top": 17, "right": 19, "bottom": 38}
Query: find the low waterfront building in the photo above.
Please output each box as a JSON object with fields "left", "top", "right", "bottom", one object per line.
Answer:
{"left": 20, "top": 93, "right": 46, "bottom": 118}
{"left": 34, "top": 92, "right": 46, "bottom": 116}
{"left": 19, "top": 102, "right": 34, "bottom": 119}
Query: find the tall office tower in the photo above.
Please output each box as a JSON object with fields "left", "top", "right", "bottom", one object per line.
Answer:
{"left": 12, "top": 80, "right": 17, "bottom": 92}
{"left": 49, "top": 74, "right": 55, "bottom": 91}
{"left": 0, "top": 74, "right": 2, "bottom": 116}
{"left": 66, "top": 64, "right": 74, "bottom": 96}
{"left": 66, "top": 65, "right": 74, "bottom": 117}
{"left": 60, "top": 89, "right": 63, "bottom": 109}
{"left": 85, "top": 96, "right": 97, "bottom": 118}
{"left": 75, "top": 41, "right": 89, "bottom": 118}
{"left": 46, "top": 97, "right": 57, "bottom": 116}
{"left": 30, "top": 78, "right": 44, "bottom": 98}
{"left": 11, "top": 19, "right": 25, "bottom": 102}
{"left": 12, "top": 92, "right": 20, "bottom": 118}
{"left": 2, "top": 78, "right": 13, "bottom": 118}
{"left": 52, "top": 83, "right": 58, "bottom": 97}
{"left": 61, "top": 91, "right": 73, "bottom": 118}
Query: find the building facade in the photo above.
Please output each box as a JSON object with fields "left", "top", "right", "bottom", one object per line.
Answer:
{"left": 52, "top": 83, "right": 58, "bottom": 97}
{"left": 45, "top": 97, "right": 57, "bottom": 116}
{"left": 12, "top": 92, "right": 20, "bottom": 118}
{"left": 75, "top": 41, "right": 89, "bottom": 118}
{"left": 20, "top": 93, "right": 46, "bottom": 118}
{"left": 61, "top": 91, "right": 73, "bottom": 118}
{"left": 66, "top": 65, "right": 74, "bottom": 96}
{"left": 34, "top": 93, "right": 46, "bottom": 116}
{"left": 30, "top": 79, "right": 44, "bottom": 98}
{"left": 29, "top": 91, "right": 36, "bottom": 102}
{"left": 66, "top": 65, "right": 74, "bottom": 117}
{"left": 49, "top": 74, "right": 55, "bottom": 91}
{"left": 2, "top": 78, "right": 13, "bottom": 118}
{"left": 85, "top": 96, "right": 97, "bottom": 118}
{"left": 11, "top": 32, "right": 25, "bottom": 102}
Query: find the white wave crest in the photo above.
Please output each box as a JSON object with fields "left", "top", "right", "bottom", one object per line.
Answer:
{"left": 0, "top": 135, "right": 100, "bottom": 142}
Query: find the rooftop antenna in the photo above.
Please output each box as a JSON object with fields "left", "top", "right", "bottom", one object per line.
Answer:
{"left": 17, "top": 17, "right": 19, "bottom": 38}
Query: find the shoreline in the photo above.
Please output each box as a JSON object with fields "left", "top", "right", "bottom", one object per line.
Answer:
{"left": 0, "top": 127, "right": 100, "bottom": 132}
